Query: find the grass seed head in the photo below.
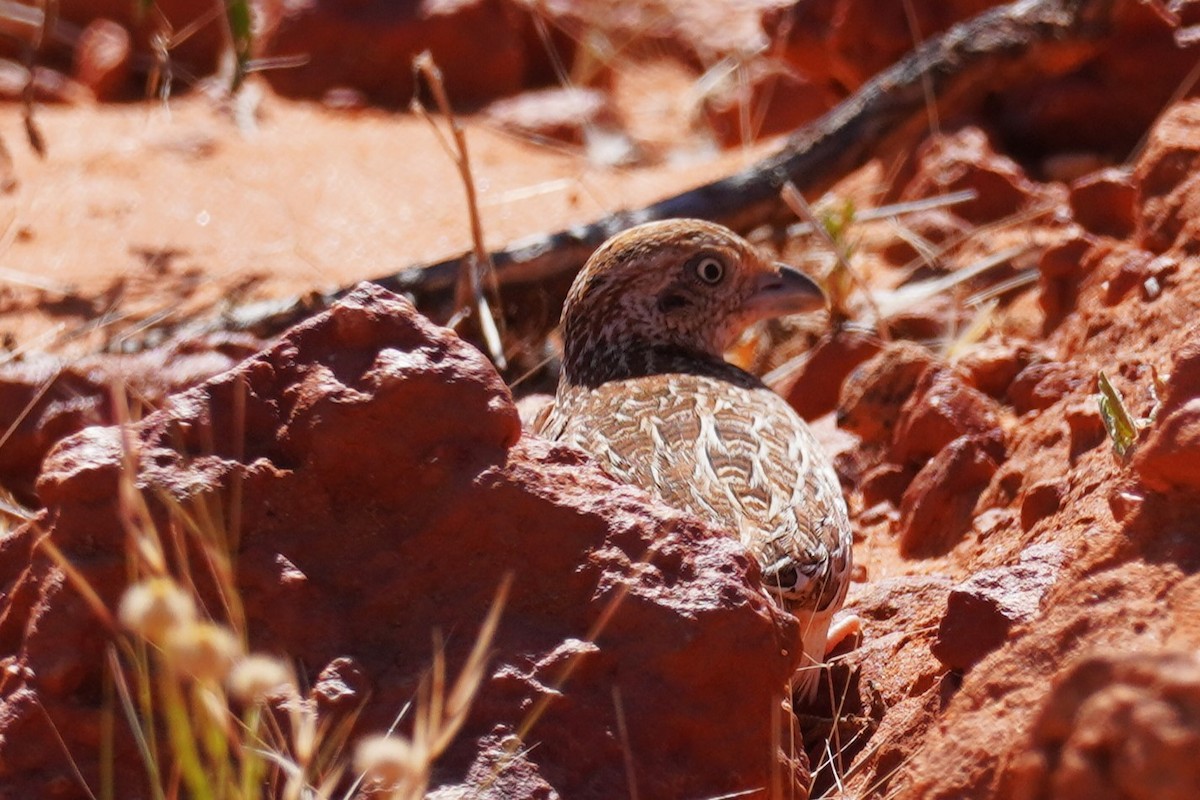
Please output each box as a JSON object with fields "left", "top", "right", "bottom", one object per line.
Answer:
{"left": 165, "top": 621, "right": 242, "bottom": 683}
{"left": 117, "top": 578, "right": 197, "bottom": 643}
{"left": 355, "top": 734, "right": 426, "bottom": 793}
{"left": 228, "top": 653, "right": 296, "bottom": 703}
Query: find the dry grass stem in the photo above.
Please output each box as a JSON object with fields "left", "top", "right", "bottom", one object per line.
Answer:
{"left": 411, "top": 51, "right": 508, "bottom": 370}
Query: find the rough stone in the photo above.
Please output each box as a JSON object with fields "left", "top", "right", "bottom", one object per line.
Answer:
{"left": 1136, "top": 100, "right": 1200, "bottom": 252}
{"left": 263, "top": 0, "right": 562, "bottom": 107}
{"left": 0, "top": 334, "right": 262, "bottom": 507}
{"left": 931, "top": 543, "right": 1065, "bottom": 671}
{"left": 1008, "top": 360, "right": 1089, "bottom": 415}
{"left": 890, "top": 367, "right": 1004, "bottom": 467}
{"left": 898, "top": 433, "right": 999, "bottom": 557}
{"left": 1134, "top": 398, "right": 1200, "bottom": 494}
{"left": 897, "top": 127, "right": 1037, "bottom": 225}
{"left": 1014, "top": 651, "right": 1200, "bottom": 800}
{"left": 3, "top": 284, "right": 804, "bottom": 799}
{"left": 837, "top": 341, "right": 937, "bottom": 446}
{"left": 781, "top": 328, "right": 883, "bottom": 421}
{"left": 1070, "top": 167, "right": 1137, "bottom": 239}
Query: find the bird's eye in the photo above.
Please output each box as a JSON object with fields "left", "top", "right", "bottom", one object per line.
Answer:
{"left": 689, "top": 254, "right": 726, "bottom": 285}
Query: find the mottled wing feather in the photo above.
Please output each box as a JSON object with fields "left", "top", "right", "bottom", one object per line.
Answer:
{"left": 538, "top": 374, "right": 852, "bottom": 616}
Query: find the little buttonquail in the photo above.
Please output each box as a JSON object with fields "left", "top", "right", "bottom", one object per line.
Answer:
{"left": 535, "top": 218, "right": 854, "bottom": 697}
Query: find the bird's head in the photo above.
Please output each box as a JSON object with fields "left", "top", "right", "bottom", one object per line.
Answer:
{"left": 559, "top": 219, "right": 827, "bottom": 386}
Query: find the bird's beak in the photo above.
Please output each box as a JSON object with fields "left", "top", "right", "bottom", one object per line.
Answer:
{"left": 741, "top": 262, "right": 827, "bottom": 321}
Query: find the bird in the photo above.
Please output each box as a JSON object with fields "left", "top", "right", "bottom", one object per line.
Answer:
{"left": 535, "top": 218, "right": 854, "bottom": 698}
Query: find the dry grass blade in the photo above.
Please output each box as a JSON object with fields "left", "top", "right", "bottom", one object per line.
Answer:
{"left": 411, "top": 51, "right": 508, "bottom": 371}
{"left": 611, "top": 685, "right": 639, "bottom": 800}
{"left": 875, "top": 243, "right": 1031, "bottom": 319}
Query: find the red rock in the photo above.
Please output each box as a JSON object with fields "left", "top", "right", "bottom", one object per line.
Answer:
{"left": 48, "top": 0, "right": 233, "bottom": 96}
{"left": 1136, "top": 100, "right": 1200, "bottom": 253}
{"left": 780, "top": 328, "right": 883, "bottom": 421}
{"left": 897, "top": 128, "right": 1037, "bottom": 225}
{"left": 1007, "top": 360, "right": 1089, "bottom": 415}
{"left": 1134, "top": 398, "right": 1200, "bottom": 494}
{"left": 992, "top": 2, "right": 1200, "bottom": 156}
{"left": 1065, "top": 399, "right": 1107, "bottom": 459}
{"left": 837, "top": 341, "right": 937, "bottom": 445}
{"left": 890, "top": 367, "right": 1004, "bottom": 467}
{"left": 1019, "top": 479, "right": 1067, "bottom": 531}
{"left": 5, "top": 284, "right": 805, "bottom": 798}
{"left": 765, "top": 0, "right": 994, "bottom": 93}
{"left": 263, "top": 0, "right": 563, "bottom": 107}
{"left": 898, "top": 434, "right": 999, "bottom": 557}
{"left": 1157, "top": 338, "right": 1200, "bottom": 415}
{"left": 1015, "top": 651, "right": 1200, "bottom": 800}
{"left": 1037, "top": 232, "right": 1098, "bottom": 329}
{"left": 1070, "top": 167, "right": 1137, "bottom": 239}
{"left": 860, "top": 462, "right": 914, "bottom": 508}
{"left": 72, "top": 19, "right": 131, "bottom": 101}
{"left": 955, "top": 341, "right": 1036, "bottom": 399}
{"left": 931, "top": 543, "right": 1064, "bottom": 671}
{"left": 886, "top": 292, "right": 972, "bottom": 343}
{"left": 0, "top": 334, "right": 262, "bottom": 506}
{"left": 485, "top": 86, "right": 619, "bottom": 146}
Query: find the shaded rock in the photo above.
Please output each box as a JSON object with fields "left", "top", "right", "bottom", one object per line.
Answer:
{"left": 781, "top": 328, "right": 883, "bottom": 421}
{"left": 997, "top": 1, "right": 1200, "bottom": 154}
{"left": 1020, "top": 479, "right": 1067, "bottom": 531}
{"left": 263, "top": 0, "right": 563, "bottom": 107}
{"left": 1070, "top": 167, "right": 1136, "bottom": 239}
{"left": 886, "top": 292, "right": 974, "bottom": 343}
{"left": 1102, "top": 251, "right": 1176, "bottom": 306}
{"left": 1037, "top": 233, "right": 1097, "bottom": 328}
{"left": 1134, "top": 398, "right": 1200, "bottom": 494}
{"left": 1007, "top": 360, "right": 1089, "bottom": 415}
{"left": 1155, "top": 338, "right": 1200, "bottom": 415}
{"left": 931, "top": 543, "right": 1065, "bottom": 671}
{"left": 955, "top": 341, "right": 1036, "bottom": 399}
{"left": 4, "top": 284, "right": 804, "bottom": 798}
{"left": 1132, "top": 340, "right": 1200, "bottom": 493}
{"left": 837, "top": 341, "right": 936, "bottom": 445}
{"left": 860, "top": 462, "right": 914, "bottom": 508}
{"left": 1013, "top": 650, "right": 1200, "bottom": 800}
{"left": 765, "top": 0, "right": 994, "bottom": 94}
{"left": 1136, "top": 99, "right": 1200, "bottom": 253}
{"left": 898, "top": 434, "right": 999, "bottom": 557}
{"left": 1065, "top": 399, "right": 1107, "bottom": 460}
{"left": 0, "top": 333, "right": 262, "bottom": 507}
{"left": 72, "top": 19, "right": 131, "bottom": 101}
{"left": 897, "top": 127, "right": 1037, "bottom": 225}
{"left": 891, "top": 367, "right": 1004, "bottom": 467}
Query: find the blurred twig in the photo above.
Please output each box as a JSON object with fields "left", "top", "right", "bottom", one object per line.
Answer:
{"left": 411, "top": 52, "right": 508, "bottom": 370}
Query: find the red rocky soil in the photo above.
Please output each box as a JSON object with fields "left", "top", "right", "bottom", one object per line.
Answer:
{"left": 3, "top": 1, "right": 1200, "bottom": 798}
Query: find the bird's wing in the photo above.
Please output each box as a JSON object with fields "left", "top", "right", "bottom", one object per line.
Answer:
{"left": 539, "top": 375, "right": 852, "bottom": 615}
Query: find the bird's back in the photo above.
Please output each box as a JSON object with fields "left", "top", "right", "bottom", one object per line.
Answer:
{"left": 538, "top": 369, "right": 851, "bottom": 616}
